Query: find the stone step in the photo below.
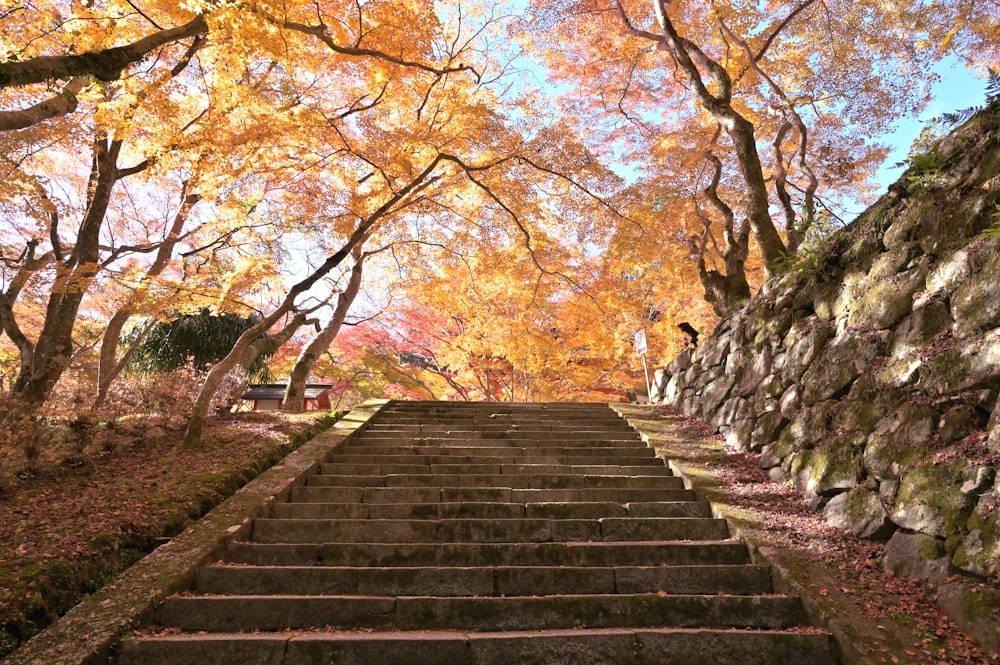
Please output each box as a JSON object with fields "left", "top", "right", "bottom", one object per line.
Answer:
{"left": 382, "top": 401, "right": 618, "bottom": 411}
{"left": 377, "top": 404, "right": 625, "bottom": 413}
{"left": 350, "top": 433, "right": 642, "bottom": 444}
{"left": 324, "top": 452, "right": 664, "bottom": 465}
{"left": 304, "top": 473, "right": 685, "bottom": 489}
{"left": 335, "top": 445, "right": 659, "bottom": 459}
{"left": 223, "top": 540, "right": 752, "bottom": 567}
{"left": 155, "top": 593, "right": 807, "bottom": 632}
{"left": 379, "top": 405, "right": 620, "bottom": 420}
{"left": 249, "top": 517, "right": 731, "bottom": 543}
{"left": 194, "top": 564, "right": 774, "bottom": 596}
{"left": 287, "top": 486, "right": 699, "bottom": 504}
{"left": 357, "top": 417, "right": 635, "bottom": 426}
{"left": 117, "top": 628, "right": 838, "bottom": 665}
{"left": 315, "top": 462, "right": 674, "bottom": 476}
{"left": 269, "top": 500, "right": 712, "bottom": 520}
{"left": 384, "top": 400, "right": 615, "bottom": 414}
{"left": 113, "top": 400, "right": 837, "bottom": 665}
{"left": 361, "top": 430, "right": 637, "bottom": 440}
{"left": 369, "top": 414, "right": 635, "bottom": 428}
{"left": 363, "top": 421, "right": 635, "bottom": 431}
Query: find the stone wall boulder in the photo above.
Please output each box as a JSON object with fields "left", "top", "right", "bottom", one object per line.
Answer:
{"left": 891, "top": 460, "right": 975, "bottom": 539}
{"left": 882, "top": 531, "right": 952, "bottom": 583}
{"left": 824, "top": 488, "right": 895, "bottom": 541}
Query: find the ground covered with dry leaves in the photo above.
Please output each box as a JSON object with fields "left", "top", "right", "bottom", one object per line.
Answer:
{"left": 0, "top": 411, "right": 335, "bottom": 659}
{"left": 641, "top": 405, "right": 997, "bottom": 665}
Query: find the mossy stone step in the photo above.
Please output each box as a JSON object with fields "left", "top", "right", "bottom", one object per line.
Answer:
{"left": 352, "top": 433, "right": 642, "bottom": 444}
{"left": 119, "top": 628, "right": 837, "bottom": 665}
{"left": 156, "top": 593, "right": 806, "bottom": 632}
{"left": 315, "top": 463, "right": 674, "bottom": 475}
{"left": 249, "top": 516, "right": 731, "bottom": 544}
{"left": 269, "top": 500, "right": 711, "bottom": 520}
{"left": 223, "top": 540, "right": 753, "bottom": 567}
{"left": 287, "top": 486, "right": 699, "bottom": 504}
{"left": 364, "top": 422, "right": 636, "bottom": 431}
{"left": 381, "top": 402, "right": 622, "bottom": 413}
{"left": 336, "top": 444, "right": 660, "bottom": 458}
{"left": 303, "top": 473, "right": 685, "bottom": 490}
{"left": 326, "top": 452, "right": 664, "bottom": 465}
{"left": 117, "top": 628, "right": 838, "bottom": 665}
{"left": 194, "top": 564, "right": 774, "bottom": 596}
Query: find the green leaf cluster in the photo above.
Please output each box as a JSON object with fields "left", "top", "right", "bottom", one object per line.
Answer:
{"left": 122, "top": 310, "right": 272, "bottom": 382}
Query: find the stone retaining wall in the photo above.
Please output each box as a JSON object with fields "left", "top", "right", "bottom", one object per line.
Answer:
{"left": 652, "top": 102, "right": 1000, "bottom": 582}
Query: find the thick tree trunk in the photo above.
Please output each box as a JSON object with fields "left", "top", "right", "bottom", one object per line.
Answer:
{"left": 283, "top": 252, "right": 365, "bottom": 412}
{"left": 692, "top": 146, "right": 753, "bottom": 317}
{"left": 722, "top": 113, "right": 789, "bottom": 272}
{"left": 13, "top": 136, "right": 121, "bottom": 405}
{"left": 618, "top": 0, "right": 790, "bottom": 274}
{"left": 697, "top": 259, "right": 752, "bottom": 318}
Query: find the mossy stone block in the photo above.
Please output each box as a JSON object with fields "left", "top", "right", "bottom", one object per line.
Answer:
{"left": 891, "top": 459, "right": 974, "bottom": 539}
{"left": 796, "top": 437, "right": 862, "bottom": 498}
{"left": 824, "top": 488, "right": 895, "bottom": 540}
{"left": 951, "top": 241, "right": 1000, "bottom": 337}
{"left": 862, "top": 405, "right": 938, "bottom": 479}
{"left": 847, "top": 259, "right": 929, "bottom": 331}
{"left": 936, "top": 582, "right": 1000, "bottom": 655}
{"left": 952, "top": 487, "right": 1000, "bottom": 578}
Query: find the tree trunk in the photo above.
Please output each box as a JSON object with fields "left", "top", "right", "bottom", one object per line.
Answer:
{"left": 13, "top": 136, "right": 121, "bottom": 405}
{"left": 95, "top": 185, "right": 200, "bottom": 407}
{"left": 181, "top": 311, "right": 309, "bottom": 448}
{"left": 181, "top": 153, "right": 447, "bottom": 447}
{"left": 697, "top": 260, "right": 752, "bottom": 318}
{"left": 282, "top": 251, "right": 365, "bottom": 412}
{"left": 722, "top": 113, "right": 789, "bottom": 272}
{"left": 94, "top": 315, "right": 157, "bottom": 406}
{"left": 618, "top": 0, "right": 790, "bottom": 274}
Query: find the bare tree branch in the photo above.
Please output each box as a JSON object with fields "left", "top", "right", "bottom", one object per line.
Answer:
{"left": 282, "top": 20, "right": 481, "bottom": 82}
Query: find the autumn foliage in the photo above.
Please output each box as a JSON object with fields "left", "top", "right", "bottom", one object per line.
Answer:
{"left": 1, "top": 0, "right": 998, "bottom": 456}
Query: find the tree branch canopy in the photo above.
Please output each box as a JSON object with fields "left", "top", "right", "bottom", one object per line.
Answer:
{"left": 282, "top": 20, "right": 482, "bottom": 82}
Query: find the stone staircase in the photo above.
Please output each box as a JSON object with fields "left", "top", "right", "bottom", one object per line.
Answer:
{"left": 116, "top": 401, "right": 839, "bottom": 664}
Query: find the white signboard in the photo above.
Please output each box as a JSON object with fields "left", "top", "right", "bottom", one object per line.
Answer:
{"left": 634, "top": 328, "right": 647, "bottom": 356}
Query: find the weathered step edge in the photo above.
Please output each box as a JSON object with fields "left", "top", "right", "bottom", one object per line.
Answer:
{"left": 117, "top": 627, "right": 839, "bottom": 665}
{"left": 2, "top": 399, "right": 390, "bottom": 665}
{"left": 613, "top": 404, "right": 927, "bottom": 665}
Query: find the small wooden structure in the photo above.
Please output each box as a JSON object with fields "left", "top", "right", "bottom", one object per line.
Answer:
{"left": 240, "top": 383, "right": 333, "bottom": 411}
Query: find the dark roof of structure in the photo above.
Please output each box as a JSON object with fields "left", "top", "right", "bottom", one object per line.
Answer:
{"left": 241, "top": 384, "right": 333, "bottom": 400}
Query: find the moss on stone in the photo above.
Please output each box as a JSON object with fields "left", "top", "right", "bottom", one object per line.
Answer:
{"left": 847, "top": 257, "right": 927, "bottom": 330}
{"left": 951, "top": 243, "right": 1000, "bottom": 337}
{"left": 952, "top": 492, "right": 1000, "bottom": 578}
{"left": 891, "top": 459, "right": 975, "bottom": 539}
{"left": 798, "top": 438, "right": 862, "bottom": 497}
{"left": 862, "top": 405, "right": 938, "bottom": 479}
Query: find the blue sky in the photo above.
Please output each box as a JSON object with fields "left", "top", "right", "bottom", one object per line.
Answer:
{"left": 874, "top": 59, "right": 987, "bottom": 189}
